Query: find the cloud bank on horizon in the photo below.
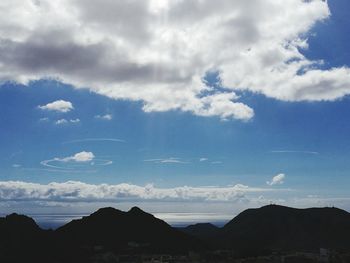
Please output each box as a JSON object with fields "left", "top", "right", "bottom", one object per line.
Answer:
{"left": 0, "top": 180, "right": 269, "bottom": 202}
{"left": 1, "top": 0, "right": 349, "bottom": 120}
{"left": 1, "top": 180, "right": 348, "bottom": 215}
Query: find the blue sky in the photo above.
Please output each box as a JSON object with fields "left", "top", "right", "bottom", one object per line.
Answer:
{"left": 2, "top": 80, "right": 350, "bottom": 191}
{"left": 1, "top": 0, "right": 350, "bottom": 222}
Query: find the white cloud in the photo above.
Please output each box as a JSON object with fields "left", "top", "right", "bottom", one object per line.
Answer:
{"left": 55, "top": 118, "right": 80, "bottom": 125}
{"left": 1, "top": 1, "right": 346, "bottom": 120}
{"left": 194, "top": 92, "right": 254, "bottom": 121}
{"left": 95, "top": 114, "right": 113, "bottom": 120}
{"left": 38, "top": 100, "right": 73, "bottom": 113}
{"left": 40, "top": 151, "right": 95, "bottom": 170}
{"left": 39, "top": 117, "right": 49, "bottom": 122}
{"left": 199, "top": 158, "right": 208, "bottom": 162}
{"left": 144, "top": 157, "right": 189, "bottom": 164}
{"left": 267, "top": 173, "right": 286, "bottom": 186}
{"left": 40, "top": 151, "right": 114, "bottom": 171}
{"left": 0, "top": 181, "right": 273, "bottom": 202}
{"left": 69, "top": 118, "right": 80, "bottom": 123}
{"left": 60, "top": 151, "right": 95, "bottom": 162}
{"left": 55, "top": 119, "right": 68, "bottom": 125}
{"left": 12, "top": 164, "right": 21, "bottom": 168}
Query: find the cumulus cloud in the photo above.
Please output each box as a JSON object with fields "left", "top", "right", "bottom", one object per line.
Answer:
{"left": 0, "top": 181, "right": 272, "bottom": 202}
{"left": 95, "top": 114, "right": 113, "bottom": 120}
{"left": 40, "top": 151, "right": 113, "bottom": 171}
{"left": 38, "top": 100, "right": 73, "bottom": 113}
{"left": 267, "top": 173, "right": 286, "bottom": 186}
{"left": 60, "top": 151, "right": 95, "bottom": 162}
{"left": 1, "top": 1, "right": 347, "bottom": 120}
{"left": 40, "top": 151, "right": 95, "bottom": 169}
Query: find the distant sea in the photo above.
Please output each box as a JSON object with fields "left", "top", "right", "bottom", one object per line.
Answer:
{"left": 1, "top": 213, "right": 232, "bottom": 229}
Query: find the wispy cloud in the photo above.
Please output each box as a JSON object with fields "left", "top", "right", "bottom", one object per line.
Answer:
{"left": 62, "top": 138, "right": 125, "bottom": 144}
{"left": 40, "top": 151, "right": 112, "bottom": 171}
{"left": 20, "top": 167, "right": 97, "bottom": 174}
{"left": 55, "top": 118, "right": 80, "bottom": 125}
{"left": 267, "top": 173, "right": 286, "bottom": 186}
{"left": 69, "top": 118, "right": 80, "bottom": 123}
{"left": 199, "top": 158, "right": 223, "bottom": 164}
{"left": 271, "top": 150, "right": 319, "bottom": 155}
{"left": 144, "top": 158, "right": 189, "bottom": 164}
{"left": 39, "top": 117, "right": 49, "bottom": 122}
{"left": 38, "top": 100, "right": 73, "bottom": 113}
{"left": 55, "top": 119, "right": 68, "bottom": 125}
{"left": 211, "top": 161, "right": 223, "bottom": 164}
{"left": 95, "top": 114, "right": 113, "bottom": 120}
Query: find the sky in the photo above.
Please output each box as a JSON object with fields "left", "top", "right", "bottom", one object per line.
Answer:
{"left": 1, "top": 0, "right": 350, "bottom": 225}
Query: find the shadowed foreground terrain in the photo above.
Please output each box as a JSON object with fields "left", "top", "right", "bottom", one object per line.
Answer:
{"left": 1, "top": 205, "right": 350, "bottom": 262}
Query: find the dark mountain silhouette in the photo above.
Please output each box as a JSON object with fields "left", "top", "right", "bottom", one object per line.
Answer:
{"left": 222, "top": 204, "right": 350, "bottom": 253}
{"left": 0, "top": 207, "right": 203, "bottom": 262}
{"left": 179, "top": 222, "right": 220, "bottom": 238}
{"left": 52, "top": 206, "right": 204, "bottom": 262}
{"left": 0, "top": 213, "right": 54, "bottom": 262}
{"left": 177, "top": 223, "right": 223, "bottom": 249}
{"left": 1, "top": 205, "right": 350, "bottom": 262}
{"left": 56, "top": 206, "right": 203, "bottom": 253}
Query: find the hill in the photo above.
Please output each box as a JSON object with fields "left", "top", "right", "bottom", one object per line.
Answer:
{"left": 222, "top": 204, "right": 350, "bottom": 253}
{"left": 177, "top": 223, "right": 221, "bottom": 248}
{"left": 0, "top": 213, "right": 54, "bottom": 262}
{"left": 56, "top": 206, "right": 203, "bottom": 253}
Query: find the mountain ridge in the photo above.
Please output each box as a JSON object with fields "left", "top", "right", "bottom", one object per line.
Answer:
{"left": 56, "top": 205, "right": 203, "bottom": 253}
{"left": 222, "top": 204, "right": 350, "bottom": 251}
{"left": 1, "top": 204, "right": 350, "bottom": 262}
